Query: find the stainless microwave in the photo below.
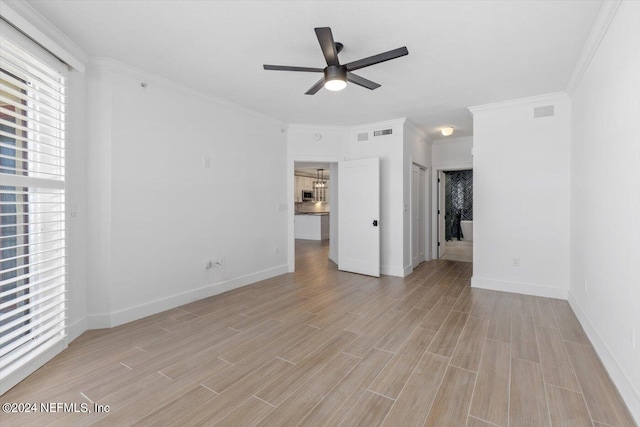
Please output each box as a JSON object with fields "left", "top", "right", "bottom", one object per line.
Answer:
{"left": 302, "top": 190, "right": 314, "bottom": 201}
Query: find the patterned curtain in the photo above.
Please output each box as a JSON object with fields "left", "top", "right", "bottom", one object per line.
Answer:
{"left": 445, "top": 170, "right": 473, "bottom": 240}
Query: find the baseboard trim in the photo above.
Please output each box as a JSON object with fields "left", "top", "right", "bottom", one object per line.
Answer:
{"left": 568, "top": 292, "right": 640, "bottom": 424}
{"left": 88, "top": 264, "right": 289, "bottom": 329}
{"left": 471, "top": 276, "right": 568, "bottom": 299}
{"left": 381, "top": 264, "right": 406, "bottom": 277}
{"left": 66, "top": 317, "right": 88, "bottom": 343}
{"left": 403, "top": 264, "right": 413, "bottom": 277}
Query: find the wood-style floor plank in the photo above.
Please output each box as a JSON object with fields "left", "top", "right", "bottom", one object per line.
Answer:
{"left": 545, "top": 384, "right": 593, "bottom": 427}
{"left": 565, "top": 341, "right": 636, "bottom": 426}
{"left": 509, "top": 357, "right": 550, "bottom": 427}
{"left": 423, "top": 366, "right": 477, "bottom": 427}
{"left": 511, "top": 314, "right": 540, "bottom": 363}
{"left": 427, "top": 309, "right": 469, "bottom": 357}
{"left": 255, "top": 352, "right": 359, "bottom": 426}
{"left": 450, "top": 316, "right": 489, "bottom": 371}
{"left": 368, "top": 326, "right": 436, "bottom": 399}
{"left": 298, "top": 347, "right": 394, "bottom": 427}
{"left": 1, "top": 240, "right": 635, "bottom": 427}
{"left": 381, "top": 351, "right": 449, "bottom": 426}
{"left": 469, "top": 338, "right": 510, "bottom": 427}
{"left": 337, "top": 390, "right": 395, "bottom": 427}
{"left": 535, "top": 326, "right": 581, "bottom": 391}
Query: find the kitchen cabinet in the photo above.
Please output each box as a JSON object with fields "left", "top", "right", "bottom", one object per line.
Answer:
{"left": 294, "top": 175, "right": 315, "bottom": 201}
{"left": 294, "top": 214, "right": 330, "bottom": 240}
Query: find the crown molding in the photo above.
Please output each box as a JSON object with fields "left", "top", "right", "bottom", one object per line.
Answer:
{"left": 404, "top": 118, "right": 429, "bottom": 140}
{"left": 566, "top": 0, "right": 622, "bottom": 95}
{"left": 287, "top": 123, "right": 350, "bottom": 133}
{"left": 432, "top": 136, "right": 473, "bottom": 146}
{"left": 88, "top": 57, "right": 287, "bottom": 127}
{"left": 468, "top": 91, "right": 568, "bottom": 114}
{"left": 0, "top": 0, "right": 87, "bottom": 72}
{"left": 349, "top": 117, "right": 407, "bottom": 132}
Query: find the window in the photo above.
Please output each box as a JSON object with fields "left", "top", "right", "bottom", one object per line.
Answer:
{"left": 0, "top": 28, "right": 66, "bottom": 393}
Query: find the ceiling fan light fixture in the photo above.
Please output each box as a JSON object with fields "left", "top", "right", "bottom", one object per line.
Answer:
{"left": 324, "top": 79, "right": 347, "bottom": 91}
{"left": 441, "top": 127, "right": 454, "bottom": 136}
{"left": 324, "top": 65, "right": 347, "bottom": 91}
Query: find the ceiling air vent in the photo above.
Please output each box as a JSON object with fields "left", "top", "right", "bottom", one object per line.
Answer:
{"left": 357, "top": 132, "right": 369, "bottom": 141}
{"left": 373, "top": 129, "right": 393, "bottom": 136}
{"left": 533, "top": 105, "right": 554, "bottom": 118}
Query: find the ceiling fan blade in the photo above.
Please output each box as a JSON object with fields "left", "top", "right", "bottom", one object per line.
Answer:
{"left": 305, "top": 77, "right": 326, "bottom": 95}
{"left": 315, "top": 27, "right": 339, "bottom": 66}
{"left": 263, "top": 64, "right": 324, "bottom": 72}
{"left": 345, "top": 46, "right": 409, "bottom": 71}
{"left": 347, "top": 72, "right": 381, "bottom": 90}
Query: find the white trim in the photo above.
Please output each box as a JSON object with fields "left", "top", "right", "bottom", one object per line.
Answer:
{"left": 66, "top": 316, "right": 87, "bottom": 343}
{"left": 381, "top": 264, "right": 408, "bottom": 278}
{"left": 288, "top": 123, "right": 349, "bottom": 133}
{"left": 468, "top": 92, "right": 568, "bottom": 114}
{"left": 568, "top": 292, "right": 640, "bottom": 423}
{"left": 0, "top": 0, "right": 87, "bottom": 72}
{"left": 350, "top": 117, "right": 407, "bottom": 133}
{"left": 404, "top": 119, "right": 428, "bottom": 139}
{"left": 0, "top": 340, "right": 65, "bottom": 395}
{"left": 432, "top": 163, "right": 473, "bottom": 172}
{"left": 566, "top": 0, "right": 623, "bottom": 95}
{"left": 89, "top": 57, "right": 286, "bottom": 127}
{"left": 87, "top": 264, "right": 288, "bottom": 329}
{"left": 431, "top": 136, "right": 473, "bottom": 146}
{"left": 471, "top": 276, "right": 568, "bottom": 300}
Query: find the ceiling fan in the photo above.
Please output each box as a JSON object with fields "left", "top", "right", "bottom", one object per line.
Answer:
{"left": 263, "top": 27, "right": 408, "bottom": 95}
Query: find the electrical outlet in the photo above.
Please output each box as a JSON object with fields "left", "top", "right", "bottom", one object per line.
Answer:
{"left": 203, "top": 156, "right": 211, "bottom": 168}
{"left": 512, "top": 257, "right": 520, "bottom": 267}
{"left": 214, "top": 257, "right": 225, "bottom": 270}
{"left": 204, "top": 260, "right": 212, "bottom": 270}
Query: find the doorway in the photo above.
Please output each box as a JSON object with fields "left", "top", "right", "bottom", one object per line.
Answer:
{"left": 437, "top": 169, "right": 473, "bottom": 262}
{"left": 292, "top": 161, "right": 337, "bottom": 270}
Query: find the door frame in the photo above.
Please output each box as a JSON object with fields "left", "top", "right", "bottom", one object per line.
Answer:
{"left": 288, "top": 156, "right": 345, "bottom": 273}
{"left": 431, "top": 163, "right": 473, "bottom": 260}
{"left": 410, "top": 162, "right": 429, "bottom": 269}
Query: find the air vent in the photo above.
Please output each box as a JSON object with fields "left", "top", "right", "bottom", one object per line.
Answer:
{"left": 357, "top": 132, "right": 369, "bottom": 141}
{"left": 373, "top": 129, "right": 393, "bottom": 136}
{"left": 533, "top": 105, "right": 554, "bottom": 118}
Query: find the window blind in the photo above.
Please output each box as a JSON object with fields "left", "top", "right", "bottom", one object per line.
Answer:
{"left": 0, "top": 28, "right": 66, "bottom": 393}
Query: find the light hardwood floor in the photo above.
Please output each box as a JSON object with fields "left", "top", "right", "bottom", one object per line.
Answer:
{"left": 2, "top": 240, "right": 635, "bottom": 426}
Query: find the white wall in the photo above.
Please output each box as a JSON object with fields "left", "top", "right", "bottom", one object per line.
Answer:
{"left": 348, "top": 119, "right": 406, "bottom": 276}
{"left": 432, "top": 136, "right": 473, "bottom": 169}
{"left": 430, "top": 136, "right": 473, "bottom": 257}
{"left": 569, "top": 0, "right": 640, "bottom": 420}
{"left": 287, "top": 119, "right": 410, "bottom": 277}
{"left": 470, "top": 93, "right": 571, "bottom": 299}
{"left": 86, "top": 59, "right": 288, "bottom": 327}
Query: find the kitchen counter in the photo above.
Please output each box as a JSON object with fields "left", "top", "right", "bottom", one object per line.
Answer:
{"left": 294, "top": 214, "right": 330, "bottom": 240}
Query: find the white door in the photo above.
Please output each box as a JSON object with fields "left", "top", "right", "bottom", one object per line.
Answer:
{"left": 438, "top": 170, "right": 447, "bottom": 258}
{"left": 338, "top": 158, "right": 380, "bottom": 277}
{"left": 412, "top": 165, "right": 426, "bottom": 268}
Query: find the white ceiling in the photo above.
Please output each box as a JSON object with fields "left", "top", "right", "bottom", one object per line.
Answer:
{"left": 26, "top": 0, "right": 602, "bottom": 140}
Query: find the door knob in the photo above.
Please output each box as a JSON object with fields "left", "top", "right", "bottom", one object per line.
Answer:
{"left": 373, "top": 220, "right": 378, "bottom": 227}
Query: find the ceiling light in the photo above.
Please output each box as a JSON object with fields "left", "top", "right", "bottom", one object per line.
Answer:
{"left": 324, "top": 65, "right": 347, "bottom": 91}
{"left": 441, "top": 127, "right": 454, "bottom": 136}
{"left": 324, "top": 79, "right": 347, "bottom": 91}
